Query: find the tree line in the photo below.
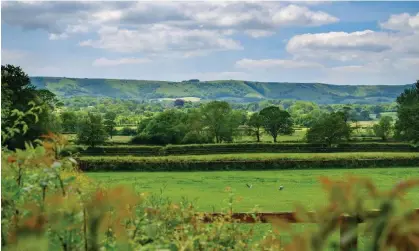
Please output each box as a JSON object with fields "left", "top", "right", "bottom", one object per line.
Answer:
{"left": 2, "top": 64, "right": 418, "bottom": 148}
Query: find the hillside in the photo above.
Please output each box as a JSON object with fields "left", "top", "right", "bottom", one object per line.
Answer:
{"left": 30, "top": 77, "right": 413, "bottom": 104}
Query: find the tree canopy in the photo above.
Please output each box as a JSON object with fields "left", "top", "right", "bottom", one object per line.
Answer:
{"left": 306, "top": 112, "right": 352, "bottom": 146}
{"left": 373, "top": 116, "right": 393, "bottom": 141}
{"left": 395, "top": 80, "right": 419, "bottom": 143}
{"left": 259, "top": 106, "right": 294, "bottom": 142}
{"left": 76, "top": 113, "right": 108, "bottom": 147}
{"left": 1, "top": 64, "right": 61, "bottom": 149}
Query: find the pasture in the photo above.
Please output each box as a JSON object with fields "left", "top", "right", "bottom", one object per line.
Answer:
{"left": 87, "top": 167, "right": 419, "bottom": 212}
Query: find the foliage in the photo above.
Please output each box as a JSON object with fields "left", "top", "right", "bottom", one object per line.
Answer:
{"left": 306, "top": 112, "right": 353, "bottom": 147}
{"left": 259, "top": 106, "right": 294, "bottom": 142}
{"left": 270, "top": 176, "right": 419, "bottom": 251}
{"left": 135, "top": 109, "right": 188, "bottom": 145}
{"left": 117, "top": 127, "right": 137, "bottom": 136}
{"left": 77, "top": 142, "right": 418, "bottom": 157}
{"left": 289, "top": 101, "right": 324, "bottom": 127}
{"left": 174, "top": 98, "right": 185, "bottom": 107}
{"left": 247, "top": 113, "right": 264, "bottom": 142}
{"left": 76, "top": 113, "right": 108, "bottom": 147}
{"left": 104, "top": 111, "right": 117, "bottom": 138}
{"left": 200, "top": 101, "right": 241, "bottom": 143}
{"left": 395, "top": 80, "right": 419, "bottom": 143}
{"left": 60, "top": 111, "right": 79, "bottom": 133}
{"left": 373, "top": 116, "right": 394, "bottom": 141}
{"left": 1, "top": 64, "right": 61, "bottom": 149}
{"left": 79, "top": 152, "right": 419, "bottom": 171}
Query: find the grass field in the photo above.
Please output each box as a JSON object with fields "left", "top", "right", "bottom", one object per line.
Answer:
{"left": 87, "top": 167, "right": 419, "bottom": 212}
{"left": 65, "top": 134, "right": 132, "bottom": 143}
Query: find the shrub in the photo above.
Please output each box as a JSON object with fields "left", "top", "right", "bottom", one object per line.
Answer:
{"left": 78, "top": 153, "right": 419, "bottom": 172}
{"left": 181, "top": 131, "right": 213, "bottom": 144}
{"left": 130, "top": 133, "right": 171, "bottom": 145}
{"left": 118, "top": 127, "right": 137, "bottom": 136}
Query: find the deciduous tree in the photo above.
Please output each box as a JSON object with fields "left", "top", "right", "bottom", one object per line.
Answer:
{"left": 200, "top": 101, "right": 238, "bottom": 143}
{"left": 395, "top": 80, "right": 419, "bottom": 143}
{"left": 306, "top": 112, "right": 352, "bottom": 147}
{"left": 76, "top": 113, "right": 108, "bottom": 147}
{"left": 247, "top": 113, "right": 264, "bottom": 142}
{"left": 259, "top": 106, "right": 294, "bottom": 143}
{"left": 373, "top": 116, "right": 393, "bottom": 141}
{"left": 104, "top": 111, "right": 117, "bottom": 138}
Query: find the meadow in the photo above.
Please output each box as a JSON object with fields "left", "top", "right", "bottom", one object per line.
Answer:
{"left": 87, "top": 167, "right": 419, "bottom": 212}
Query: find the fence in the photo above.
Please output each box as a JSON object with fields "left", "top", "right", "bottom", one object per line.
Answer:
{"left": 199, "top": 209, "right": 419, "bottom": 251}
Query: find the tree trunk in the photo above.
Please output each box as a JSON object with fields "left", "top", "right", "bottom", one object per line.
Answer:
{"left": 256, "top": 132, "right": 260, "bottom": 142}
{"left": 273, "top": 135, "right": 277, "bottom": 143}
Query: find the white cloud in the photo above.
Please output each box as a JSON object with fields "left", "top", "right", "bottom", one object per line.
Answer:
{"left": 380, "top": 12, "right": 419, "bottom": 32}
{"left": 49, "top": 33, "right": 69, "bottom": 40}
{"left": 80, "top": 24, "right": 243, "bottom": 56}
{"left": 272, "top": 4, "right": 338, "bottom": 26}
{"left": 286, "top": 29, "right": 419, "bottom": 64}
{"left": 92, "top": 57, "right": 151, "bottom": 67}
{"left": 236, "top": 11, "right": 419, "bottom": 85}
{"left": 236, "top": 58, "right": 323, "bottom": 69}
{"left": 2, "top": 1, "right": 338, "bottom": 56}
{"left": 287, "top": 30, "right": 393, "bottom": 56}
{"left": 244, "top": 29, "right": 275, "bottom": 38}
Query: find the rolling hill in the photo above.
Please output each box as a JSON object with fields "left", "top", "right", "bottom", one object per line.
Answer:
{"left": 30, "top": 77, "right": 413, "bottom": 104}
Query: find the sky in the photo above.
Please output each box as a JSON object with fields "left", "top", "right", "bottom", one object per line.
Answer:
{"left": 1, "top": 1, "right": 419, "bottom": 85}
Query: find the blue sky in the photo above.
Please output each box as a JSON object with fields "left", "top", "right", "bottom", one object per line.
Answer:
{"left": 1, "top": 1, "right": 419, "bottom": 85}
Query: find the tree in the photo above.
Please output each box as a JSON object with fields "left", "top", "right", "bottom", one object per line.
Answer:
{"left": 1, "top": 64, "right": 61, "bottom": 149}
{"left": 247, "top": 113, "right": 264, "bottom": 142}
{"left": 200, "top": 101, "right": 238, "bottom": 143}
{"left": 135, "top": 109, "right": 188, "bottom": 145}
{"left": 174, "top": 99, "right": 185, "bottom": 107}
{"left": 104, "top": 111, "right": 117, "bottom": 138}
{"left": 259, "top": 106, "right": 294, "bottom": 143}
{"left": 395, "top": 80, "right": 419, "bottom": 143}
{"left": 373, "top": 116, "right": 393, "bottom": 141}
{"left": 306, "top": 112, "right": 352, "bottom": 147}
{"left": 60, "top": 111, "right": 79, "bottom": 133}
{"left": 76, "top": 113, "right": 108, "bottom": 147}
{"left": 336, "top": 106, "right": 353, "bottom": 123}
{"left": 359, "top": 110, "right": 371, "bottom": 121}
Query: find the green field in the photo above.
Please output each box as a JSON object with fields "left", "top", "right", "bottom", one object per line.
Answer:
{"left": 87, "top": 167, "right": 419, "bottom": 212}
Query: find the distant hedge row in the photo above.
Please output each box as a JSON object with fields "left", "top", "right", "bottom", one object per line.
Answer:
{"left": 70, "top": 143, "right": 419, "bottom": 157}
{"left": 77, "top": 156, "right": 419, "bottom": 172}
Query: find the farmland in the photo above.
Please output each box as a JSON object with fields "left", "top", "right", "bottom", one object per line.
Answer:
{"left": 87, "top": 167, "right": 419, "bottom": 212}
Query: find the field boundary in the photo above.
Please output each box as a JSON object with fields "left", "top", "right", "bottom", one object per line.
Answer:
{"left": 78, "top": 157, "right": 419, "bottom": 172}
{"left": 71, "top": 143, "right": 419, "bottom": 157}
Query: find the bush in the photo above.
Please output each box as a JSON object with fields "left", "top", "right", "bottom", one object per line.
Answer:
{"left": 130, "top": 133, "right": 172, "bottom": 145}
{"left": 78, "top": 142, "right": 419, "bottom": 156}
{"left": 181, "top": 131, "right": 213, "bottom": 144}
{"left": 118, "top": 127, "right": 137, "bottom": 136}
{"left": 80, "top": 145, "right": 163, "bottom": 156}
{"left": 78, "top": 153, "right": 419, "bottom": 172}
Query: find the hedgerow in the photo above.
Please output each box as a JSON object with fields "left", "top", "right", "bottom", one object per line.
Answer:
{"left": 77, "top": 152, "right": 419, "bottom": 172}
{"left": 75, "top": 143, "right": 419, "bottom": 157}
